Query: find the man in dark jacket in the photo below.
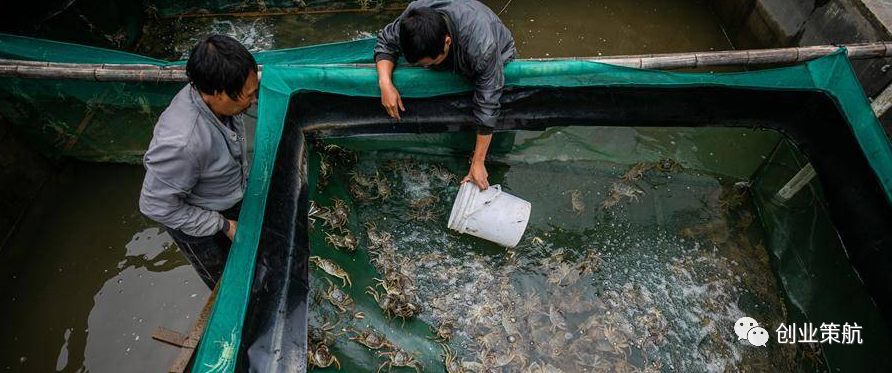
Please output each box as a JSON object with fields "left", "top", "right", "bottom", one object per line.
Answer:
{"left": 374, "top": 0, "right": 517, "bottom": 190}
{"left": 139, "top": 35, "right": 258, "bottom": 288}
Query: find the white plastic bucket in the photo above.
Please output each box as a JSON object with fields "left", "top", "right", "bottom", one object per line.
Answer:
{"left": 447, "top": 183, "right": 531, "bottom": 247}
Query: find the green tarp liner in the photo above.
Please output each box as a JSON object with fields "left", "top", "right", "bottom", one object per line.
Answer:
{"left": 2, "top": 34, "right": 892, "bottom": 372}
{"left": 199, "top": 44, "right": 892, "bottom": 373}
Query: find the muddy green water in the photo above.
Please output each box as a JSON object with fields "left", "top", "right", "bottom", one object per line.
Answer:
{"left": 0, "top": 165, "right": 210, "bottom": 372}
{"left": 304, "top": 128, "right": 827, "bottom": 372}
{"left": 136, "top": 0, "right": 732, "bottom": 59}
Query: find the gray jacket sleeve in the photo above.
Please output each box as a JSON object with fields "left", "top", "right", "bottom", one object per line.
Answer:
{"left": 374, "top": 18, "right": 401, "bottom": 63}
{"left": 139, "top": 141, "right": 227, "bottom": 237}
{"left": 471, "top": 38, "right": 504, "bottom": 135}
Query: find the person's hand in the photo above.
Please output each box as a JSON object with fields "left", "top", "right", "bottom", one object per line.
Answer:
{"left": 379, "top": 82, "right": 405, "bottom": 120}
{"left": 462, "top": 161, "right": 489, "bottom": 190}
{"left": 225, "top": 219, "right": 238, "bottom": 240}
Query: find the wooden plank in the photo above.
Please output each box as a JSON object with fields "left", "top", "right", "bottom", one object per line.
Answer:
{"left": 152, "top": 327, "right": 188, "bottom": 348}
{"left": 63, "top": 89, "right": 111, "bottom": 151}
{"left": 872, "top": 81, "right": 892, "bottom": 117}
{"left": 169, "top": 281, "right": 220, "bottom": 373}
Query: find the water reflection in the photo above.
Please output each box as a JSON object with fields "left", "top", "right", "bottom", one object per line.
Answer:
{"left": 0, "top": 164, "right": 208, "bottom": 372}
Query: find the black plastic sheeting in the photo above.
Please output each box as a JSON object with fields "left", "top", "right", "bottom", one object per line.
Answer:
{"left": 238, "top": 86, "right": 892, "bottom": 372}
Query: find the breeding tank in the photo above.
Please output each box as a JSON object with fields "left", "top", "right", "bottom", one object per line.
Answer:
{"left": 191, "top": 42, "right": 892, "bottom": 373}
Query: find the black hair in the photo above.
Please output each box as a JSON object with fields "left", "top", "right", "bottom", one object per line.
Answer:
{"left": 186, "top": 34, "right": 258, "bottom": 99}
{"left": 399, "top": 7, "right": 449, "bottom": 63}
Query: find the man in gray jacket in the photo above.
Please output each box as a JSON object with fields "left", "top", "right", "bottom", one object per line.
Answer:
{"left": 139, "top": 35, "right": 258, "bottom": 288}
{"left": 374, "top": 0, "right": 517, "bottom": 190}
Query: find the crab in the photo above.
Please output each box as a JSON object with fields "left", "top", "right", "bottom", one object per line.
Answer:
{"left": 440, "top": 343, "right": 465, "bottom": 373}
{"left": 308, "top": 319, "right": 342, "bottom": 346}
{"left": 655, "top": 158, "right": 682, "bottom": 173}
{"left": 406, "top": 209, "right": 440, "bottom": 222}
{"left": 544, "top": 305, "right": 568, "bottom": 333}
{"left": 375, "top": 267, "right": 415, "bottom": 295}
{"left": 525, "top": 362, "right": 566, "bottom": 373}
{"left": 603, "top": 325, "right": 631, "bottom": 358}
{"left": 409, "top": 195, "right": 439, "bottom": 210}
{"left": 577, "top": 313, "right": 604, "bottom": 334}
{"left": 325, "top": 230, "right": 359, "bottom": 252}
{"left": 310, "top": 256, "right": 352, "bottom": 287}
{"left": 570, "top": 190, "right": 585, "bottom": 215}
{"left": 577, "top": 251, "right": 603, "bottom": 276}
{"left": 601, "top": 182, "right": 645, "bottom": 210}
{"left": 311, "top": 199, "right": 350, "bottom": 231}
{"left": 350, "top": 171, "right": 377, "bottom": 188}
{"left": 546, "top": 262, "right": 579, "bottom": 287}
{"left": 429, "top": 320, "right": 457, "bottom": 342}
{"left": 349, "top": 172, "right": 377, "bottom": 201}
{"left": 320, "top": 278, "right": 354, "bottom": 313}
{"left": 384, "top": 158, "right": 418, "bottom": 172}
{"left": 307, "top": 342, "right": 341, "bottom": 370}
{"left": 349, "top": 180, "right": 372, "bottom": 201}
{"left": 718, "top": 183, "right": 749, "bottom": 214}
{"left": 430, "top": 164, "right": 457, "bottom": 183}
{"left": 492, "top": 348, "right": 528, "bottom": 369}
{"left": 317, "top": 154, "right": 332, "bottom": 190}
{"left": 611, "top": 358, "right": 638, "bottom": 373}
{"left": 366, "top": 286, "right": 401, "bottom": 317}
{"left": 365, "top": 222, "right": 394, "bottom": 251}
{"left": 327, "top": 198, "right": 350, "bottom": 230}
{"left": 322, "top": 143, "right": 356, "bottom": 164}
{"left": 349, "top": 328, "right": 395, "bottom": 350}
{"left": 392, "top": 298, "right": 422, "bottom": 322}
{"left": 378, "top": 349, "right": 423, "bottom": 373}
{"left": 406, "top": 207, "right": 440, "bottom": 222}
{"left": 374, "top": 174, "right": 393, "bottom": 200}
{"left": 308, "top": 201, "right": 329, "bottom": 226}
{"left": 622, "top": 162, "right": 654, "bottom": 182}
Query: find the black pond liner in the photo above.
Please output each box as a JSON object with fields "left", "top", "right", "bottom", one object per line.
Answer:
{"left": 237, "top": 86, "right": 892, "bottom": 372}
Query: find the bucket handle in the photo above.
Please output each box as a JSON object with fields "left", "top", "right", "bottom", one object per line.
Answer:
{"left": 462, "top": 185, "right": 502, "bottom": 223}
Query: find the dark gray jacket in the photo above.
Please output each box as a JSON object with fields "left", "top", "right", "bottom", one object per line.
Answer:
{"left": 139, "top": 85, "right": 248, "bottom": 237}
{"left": 374, "top": 0, "right": 517, "bottom": 133}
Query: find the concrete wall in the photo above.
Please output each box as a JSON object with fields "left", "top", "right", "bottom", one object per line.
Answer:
{"left": 0, "top": 118, "right": 54, "bottom": 249}
{"left": 710, "top": 0, "right": 892, "bottom": 136}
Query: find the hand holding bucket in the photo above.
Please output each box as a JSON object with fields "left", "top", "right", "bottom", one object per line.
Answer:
{"left": 447, "top": 182, "right": 531, "bottom": 247}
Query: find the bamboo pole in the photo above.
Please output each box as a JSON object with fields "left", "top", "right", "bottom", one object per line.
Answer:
{"left": 159, "top": 6, "right": 407, "bottom": 19}
{"left": 0, "top": 42, "right": 890, "bottom": 83}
